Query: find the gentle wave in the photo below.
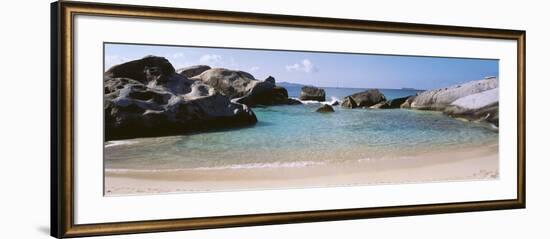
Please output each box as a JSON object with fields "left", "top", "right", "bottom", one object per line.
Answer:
{"left": 327, "top": 96, "right": 339, "bottom": 105}
{"left": 106, "top": 161, "right": 327, "bottom": 173}
{"left": 105, "top": 168, "right": 189, "bottom": 173}
{"left": 357, "top": 156, "right": 408, "bottom": 163}
{"left": 194, "top": 161, "right": 326, "bottom": 170}
{"left": 105, "top": 140, "right": 138, "bottom": 148}
{"left": 291, "top": 96, "right": 340, "bottom": 106}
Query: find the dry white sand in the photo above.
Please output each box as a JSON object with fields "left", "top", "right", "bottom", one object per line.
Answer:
{"left": 105, "top": 142, "right": 498, "bottom": 196}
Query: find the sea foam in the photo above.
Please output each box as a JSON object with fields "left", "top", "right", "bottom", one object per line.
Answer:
{"left": 106, "top": 161, "right": 327, "bottom": 173}
{"left": 195, "top": 161, "right": 327, "bottom": 170}
{"left": 292, "top": 96, "right": 339, "bottom": 106}
{"left": 105, "top": 140, "right": 137, "bottom": 148}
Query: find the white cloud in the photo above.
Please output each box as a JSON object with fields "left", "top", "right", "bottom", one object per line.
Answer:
{"left": 199, "top": 54, "right": 223, "bottom": 65}
{"left": 285, "top": 59, "right": 318, "bottom": 73}
{"left": 285, "top": 63, "right": 300, "bottom": 71}
{"left": 301, "top": 59, "right": 317, "bottom": 73}
{"left": 249, "top": 66, "right": 260, "bottom": 72}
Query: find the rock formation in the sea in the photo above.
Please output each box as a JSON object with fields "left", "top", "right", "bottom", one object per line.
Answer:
{"left": 286, "top": 97, "right": 303, "bottom": 105}
{"left": 299, "top": 86, "right": 326, "bottom": 101}
{"left": 402, "top": 77, "right": 499, "bottom": 126}
{"left": 399, "top": 95, "right": 416, "bottom": 108}
{"left": 370, "top": 96, "right": 411, "bottom": 109}
{"left": 341, "top": 96, "right": 357, "bottom": 108}
{"left": 176, "top": 65, "right": 211, "bottom": 78}
{"left": 104, "top": 56, "right": 257, "bottom": 140}
{"left": 316, "top": 104, "right": 335, "bottom": 113}
{"left": 404, "top": 77, "right": 498, "bottom": 110}
{"left": 331, "top": 100, "right": 339, "bottom": 106}
{"left": 444, "top": 88, "right": 499, "bottom": 126}
{"left": 341, "top": 89, "right": 386, "bottom": 108}
{"left": 192, "top": 68, "right": 301, "bottom": 106}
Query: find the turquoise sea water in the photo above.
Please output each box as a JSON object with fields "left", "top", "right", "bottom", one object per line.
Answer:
{"left": 285, "top": 86, "right": 422, "bottom": 102}
{"left": 105, "top": 87, "right": 498, "bottom": 171}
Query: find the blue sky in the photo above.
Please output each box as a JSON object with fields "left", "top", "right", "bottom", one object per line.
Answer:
{"left": 105, "top": 43, "right": 498, "bottom": 90}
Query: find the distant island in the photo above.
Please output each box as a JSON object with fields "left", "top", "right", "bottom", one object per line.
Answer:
{"left": 277, "top": 81, "right": 307, "bottom": 88}
{"left": 279, "top": 82, "right": 424, "bottom": 91}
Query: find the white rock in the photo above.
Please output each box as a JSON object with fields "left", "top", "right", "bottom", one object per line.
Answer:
{"left": 451, "top": 88, "right": 499, "bottom": 110}
{"left": 410, "top": 77, "right": 498, "bottom": 110}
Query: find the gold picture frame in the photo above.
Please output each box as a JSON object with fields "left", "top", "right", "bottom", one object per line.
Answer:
{"left": 51, "top": 1, "right": 526, "bottom": 238}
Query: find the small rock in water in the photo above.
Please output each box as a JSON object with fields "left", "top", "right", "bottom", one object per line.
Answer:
{"left": 286, "top": 98, "right": 303, "bottom": 105}
{"left": 316, "top": 104, "right": 335, "bottom": 113}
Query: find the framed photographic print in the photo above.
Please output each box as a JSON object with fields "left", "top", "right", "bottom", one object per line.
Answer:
{"left": 51, "top": 1, "right": 526, "bottom": 238}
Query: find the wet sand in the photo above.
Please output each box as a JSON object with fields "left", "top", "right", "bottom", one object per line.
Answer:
{"left": 105, "top": 142, "right": 498, "bottom": 196}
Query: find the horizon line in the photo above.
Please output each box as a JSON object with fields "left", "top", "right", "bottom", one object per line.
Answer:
{"left": 277, "top": 82, "right": 427, "bottom": 91}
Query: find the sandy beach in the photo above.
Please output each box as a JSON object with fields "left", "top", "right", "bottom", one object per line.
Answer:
{"left": 105, "top": 142, "right": 498, "bottom": 196}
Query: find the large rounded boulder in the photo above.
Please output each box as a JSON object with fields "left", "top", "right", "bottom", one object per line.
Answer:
{"left": 193, "top": 68, "right": 299, "bottom": 106}
{"left": 443, "top": 88, "right": 499, "bottom": 126}
{"left": 192, "top": 68, "right": 261, "bottom": 98}
{"left": 299, "top": 86, "right": 326, "bottom": 101}
{"left": 341, "top": 89, "right": 386, "bottom": 108}
{"left": 105, "top": 56, "right": 176, "bottom": 84}
{"left": 408, "top": 77, "right": 498, "bottom": 110}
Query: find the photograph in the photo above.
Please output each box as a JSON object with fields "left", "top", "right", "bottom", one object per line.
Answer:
{"left": 103, "top": 43, "right": 500, "bottom": 196}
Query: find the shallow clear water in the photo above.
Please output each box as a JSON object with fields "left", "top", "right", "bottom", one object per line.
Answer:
{"left": 105, "top": 88, "right": 498, "bottom": 171}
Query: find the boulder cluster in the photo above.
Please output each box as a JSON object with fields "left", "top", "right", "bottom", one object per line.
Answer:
{"left": 303, "top": 78, "right": 499, "bottom": 127}
{"left": 104, "top": 56, "right": 300, "bottom": 140}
